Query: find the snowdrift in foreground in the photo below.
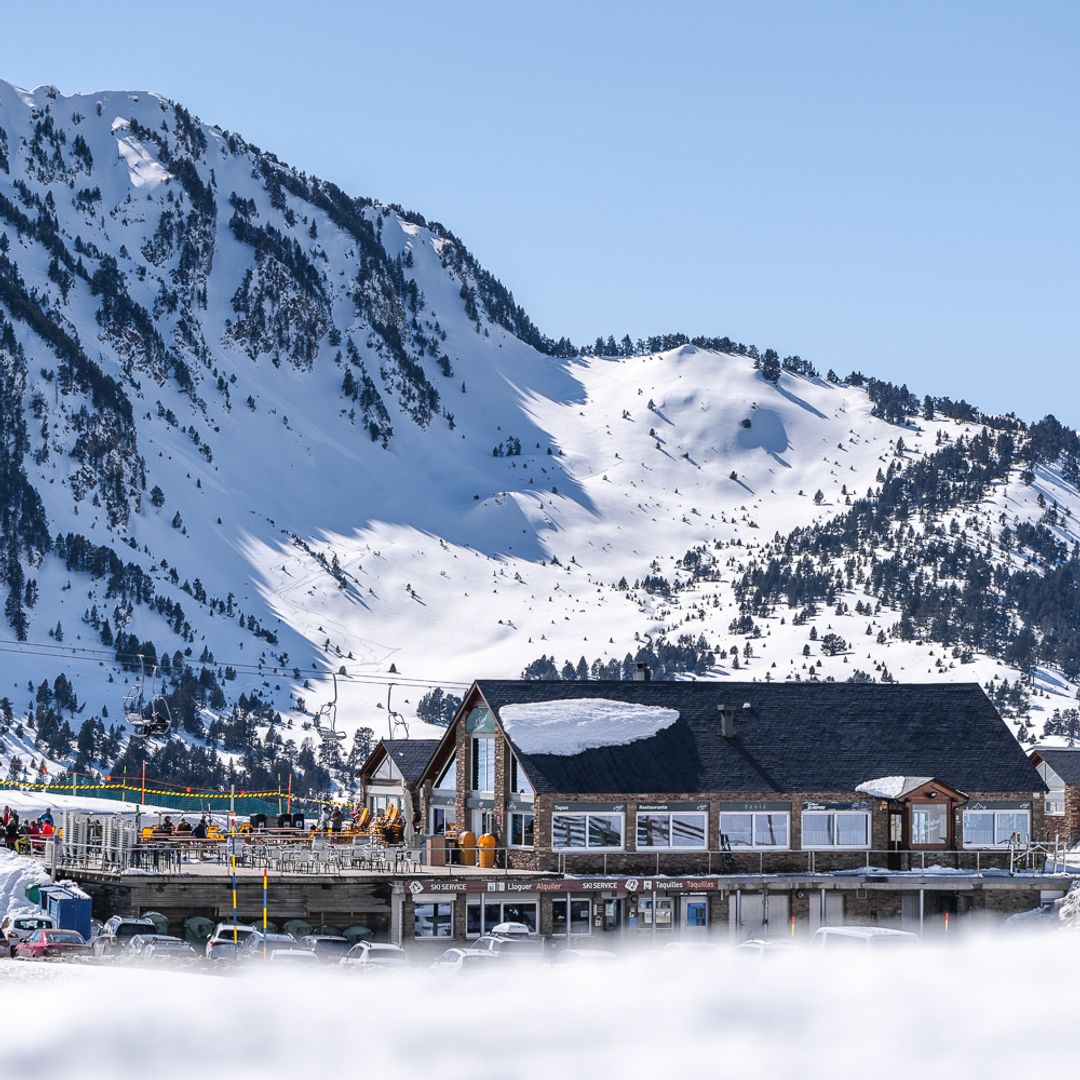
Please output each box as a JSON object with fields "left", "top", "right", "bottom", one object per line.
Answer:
{"left": 500, "top": 699, "right": 679, "bottom": 755}
{"left": 1, "top": 934, "right": 1079, "bottom": 1079}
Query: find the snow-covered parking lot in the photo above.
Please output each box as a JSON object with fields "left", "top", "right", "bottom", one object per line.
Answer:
{"left": 2, "top": 930, "right": 1080, "bottom": 1080}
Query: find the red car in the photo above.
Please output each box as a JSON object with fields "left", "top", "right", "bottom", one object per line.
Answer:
{"left": 14, "top": 928, "right": 90, "bottom": 960}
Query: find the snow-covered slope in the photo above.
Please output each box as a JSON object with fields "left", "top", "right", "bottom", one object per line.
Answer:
{"left": 1, "top": 79, "right": 1078, "bottom": 791}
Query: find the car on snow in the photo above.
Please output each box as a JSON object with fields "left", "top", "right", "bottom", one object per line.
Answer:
{"left": 429, "top": 947, "right": 501, "bottom": 973}
{"left": 810, "top": 926, "right": 920, "bottom": 952}
{"left": 141, "top": 937, "right": 201, "bottom": 963}
{"left": 299, "top": 934, "right": 351, "bottom": 961}
{"left": 14, "top": 928, "right": 90, "bottom": 961}
{"left": 268, "top": 948, "right": 322, "bottom": 965}
{"left": 238, "top": 930, "right": 297, "bottom": 959}
{"left": 736, "top": 938, "right": 798, "bottom": 958}
{"left": 126, "top": 933, "right": 173, "bottom": 959}
{"left": 472, "top": 931, "right": 545, "bottom": 962}
{"left": 1, "top": 912, "right": 54, "bottom": 956}
{"left": 551, "top": 948, "right": 618, "bottom": 965}
{"left": 339, "top": 942, "right": 408, "bottom": 970}
{"left": 205, "top": 923, "right": 258, "bottom": 960}
{"left": 94, "top": 916, "right": 158, "bottom": 957}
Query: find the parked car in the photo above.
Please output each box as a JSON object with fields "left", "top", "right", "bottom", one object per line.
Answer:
{"left": 662, "top": 941, "right": 722, "bottom": 955}
{"left": 205, "top": 923, "right": 257, "bottom": 960}
{"left": 14, "top": 928, "right": 90, "bottom": 961}
{"left": 473, "top": 932, "right": 545, "bottom": 961}
{"left": 339, "top": 941, "right": 408, "bottom": 969}
{"left": 126, "top": 933, "right": 172, "bottom": 959}
{"left": 736, "top": 938, "right": 798, "bottom": 958}
{"left": 1, "top": 912, "right": 54, "bottom": 957}
{"left": 268, "top": 948, "right": 321, "bottom": 965}
{"left": 810, "top": 926, "right": 920, "bottom": 952}
{"left": 552, "top": 948, "right": 617, "bottom": 965}
{"left": 429, "top": 947, "right": 500, "bottom": 973}
{"left": 239, "top": 930, "right": 297, "bottom": 958}
{"left": 93, "top": 916, "right": 158, "bottom": 957}
{"left": 299, "top": 934, "right": 351, "bottom": 961}
{"left": 141, "top": 937, "right": 200, "bottom": 963}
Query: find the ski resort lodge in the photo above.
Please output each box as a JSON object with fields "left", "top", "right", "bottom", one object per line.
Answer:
{"left": 51, "top": 676, "right": 1069, "bottom": 950}
{"left": 1030, "top": 745, "right": 1080, "bottom": 847}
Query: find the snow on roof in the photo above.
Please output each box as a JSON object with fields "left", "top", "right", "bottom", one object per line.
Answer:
{"left": 855, "top": 776, "right": 933, "bottom": 800}
{"left": 499, "top": 698, "right": 678, "bottom": 756}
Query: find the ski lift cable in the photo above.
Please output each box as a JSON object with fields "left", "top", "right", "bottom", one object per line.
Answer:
{"left": 0, "top": 638, "right": 471, "bottom": 690}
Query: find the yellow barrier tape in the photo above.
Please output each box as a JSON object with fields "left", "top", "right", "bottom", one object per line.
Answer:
{"left": 0, "top": 777, "right": 361, "bottom": 808}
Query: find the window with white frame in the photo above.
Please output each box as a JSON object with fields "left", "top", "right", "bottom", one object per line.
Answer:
{"left": 467, "top": 899, "right": 538, "bottom": 937}
{"left": 366, "top": 793, "right": 402, "bottom": 816}
{"left": 801, "top": 810, "right": 870, "bottom": 849}
{"left": 551, "top": 812, "right": 624, "bottom": 851}
{"left": 719, "top": 811, "right": 790, "bottom": 849}
{"left": 636, "top": 811, "right": 708, "bottom": 849}
{"left": 429, "top": 806, "right": 454, "bottom": 836}
{"left": 470, "top": 737, "right": 495, "bottom": 793}
{"left": 1045, "top": 791, "right": 1066, "bottom": 817}
{"left": 509, "top": 812, "right": 534, "bottom": 848}
{"left": 414, "top": 902, "right": 454, "bottom": 938}
{"left": 962, "top": 808, "right": 1030, "bottom": 847}
{"left": 551, "top": 898, "right": 592, "bottom": 936}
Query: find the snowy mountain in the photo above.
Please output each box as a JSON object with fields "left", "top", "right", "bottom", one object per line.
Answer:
{"left": 1, "top": 79, "right": 1079, "bottom": 794}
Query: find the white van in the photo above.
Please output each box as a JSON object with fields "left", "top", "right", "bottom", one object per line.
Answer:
{"left": 811, "top": 926, "right": 919, "bottom": 952}
{"left": 1, "top": 911, "right": 54, "bottom": 956}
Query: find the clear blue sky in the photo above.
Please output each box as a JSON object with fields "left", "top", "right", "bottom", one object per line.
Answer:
{"left": 2, "top": 1, "right": 1076, "bottom": 422}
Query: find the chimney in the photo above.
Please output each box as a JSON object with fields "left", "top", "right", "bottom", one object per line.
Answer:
{"left": 633, "top": 661, "right": 651, "bottom": 682}
{"left": 718, "top": 703, "right": 735, "bottom": 738}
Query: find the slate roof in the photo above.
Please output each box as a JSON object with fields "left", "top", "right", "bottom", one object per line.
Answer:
{"left": 363, "top": 739, "right": 441, "bottom": 784}
{"left": 1032, "top": 747, "right": 1080, "bottom": 786}
{"left": 474, "top": 681, "right": 1044, "bottom": 797}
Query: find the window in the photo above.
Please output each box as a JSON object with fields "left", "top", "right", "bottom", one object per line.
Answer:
{"left": 509, "top": 812, "right": 534, "bottom": 848}
{"left": 552, "top": 898, "right": 592, "bottom": 936}
{"left": 552, "top": 812, "right": 624, "bottom": 851}
{"left": 637, "top": 811, "right": 708, "bottom": 850}
{"left": 509, "top": 756, "right": 533, "bottom": 796}
{"left": 435, "top": 755, "right": 456, "bottom": 791}
{"left": 1046, "top": 792, "right": 1066, "bottom": 817}
{"left": 367, "top": 794, "right": 401, "bottom": 816}
{"left": 414, "top": 902, "right": 453, "bottom": 938}
{"left": 373, "top": 757, "right": 395, "bottom": 780}
{"left": 638, "top": 896, "right": 674, "bottom": 930}
{"left": 962, "top": 809, "right": 1030, "bottom": 847}
{"left": 471, "top": 738, "right": 495, "bottom": 793}
{"left": 429, "top": 806, "right": 453, "bottom": 836}
{"left": 467, "top": 900, "right": 538, "bottom": 937}
{"left": 910, "top": 803, "right": 949, "bottom": 846}
{"left": 719, "top": 812, "right": 790, "bottom": 849}
{"left": 801, "top": 811, "right": 870, "bottom": 849}
{"left": 471, "top": 809, "right": 495, "bottom": 837}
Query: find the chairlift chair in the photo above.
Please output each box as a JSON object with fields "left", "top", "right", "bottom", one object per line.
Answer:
{"left": 126, "top": 656, "right": 173, "bottom": 739}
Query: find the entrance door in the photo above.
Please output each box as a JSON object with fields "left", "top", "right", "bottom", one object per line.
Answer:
{"left": 680, "top": 896, "right": 709, "bottom": 936}
{"left": 809, "top": 890, "right": 844, "bottom": 933}
{"left": 730, "top": 892, "right": 790, "bottom": 940}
